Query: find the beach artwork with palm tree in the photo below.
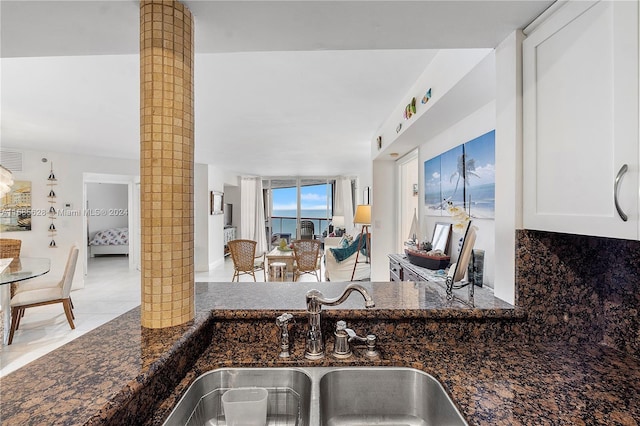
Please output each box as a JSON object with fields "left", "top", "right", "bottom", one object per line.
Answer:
{"left": 424, "top": 130, "right": 495, "bottom": 219}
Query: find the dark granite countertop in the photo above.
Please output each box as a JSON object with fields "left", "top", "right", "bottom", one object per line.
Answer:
{"left": 195, "top": 280, "right": 520, "bottom": 319}
{"left": 151, "top": 339, "right": 640, "bottom": 426}
{"left": 1, "top": 281, "right": 638, "bottom": 425}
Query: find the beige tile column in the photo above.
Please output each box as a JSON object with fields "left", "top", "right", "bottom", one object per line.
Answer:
{"left": 140, "top": 0, "right": 194, "bottom": 328}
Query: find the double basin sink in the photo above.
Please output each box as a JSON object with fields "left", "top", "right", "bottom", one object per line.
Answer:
{"left": 163, "top": 367, "right": 467, "bottom": 425}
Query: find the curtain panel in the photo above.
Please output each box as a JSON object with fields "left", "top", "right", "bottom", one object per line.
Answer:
{"left": 334, "top": 177, "right": 355, "bottom": 235}
{"left": 241, "top": 177, "right": 268, "bottom": 254}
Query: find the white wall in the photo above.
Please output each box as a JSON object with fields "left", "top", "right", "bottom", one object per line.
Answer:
{"left": 371, "top": 160, "right": 396, "bottom": 281}
{"left": 370, "top": 49, "right": 497, "bottom": 285}
{"left": 494, "top": 30, "right": 524, "bottom": 304}
{"left": 371, "top": 35, "right": 523, "bottom": 303}
{"left": 419, "top": 101, "right": 496, "bottom": 288}
{"left": 207, "top": 164, "right": 227, "bottom": 270}
{"left": 398, "top": 153, "right": 419, "bottom": 253}
{"left": 194, "top": 163, "right": 236, "bottom": 272}
{"left": 2, "top": 148, "right": 138, "bottom": 289}
{"left": 194, "top": 163, "right": 209, "bottom": 272}
{"left": 223, "top": 182, "right": 241, "bottom": 227}
{"left": 358, "top": 168, "right": 373, "bottom": 206}
{"left": 9, "top": 151, "right": 239, "bottom": 279}
{"left": 372, "top": 49, "right": 493, "bottom": 160}
{"left": 86, "top": 183, "right": 128, "bottom": 238}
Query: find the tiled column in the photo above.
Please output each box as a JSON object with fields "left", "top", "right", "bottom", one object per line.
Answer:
{"left": 140, "top": 0, "right": 194, "bottom": 328}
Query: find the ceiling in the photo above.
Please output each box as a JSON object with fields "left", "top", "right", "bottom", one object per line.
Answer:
{"left": 1, "top": 0, "right": 553, "bottom": 177}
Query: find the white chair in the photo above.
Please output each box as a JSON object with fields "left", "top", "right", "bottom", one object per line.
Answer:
{"left": 8, "top": 245, "right": 79, "bottom": 345}
{"left": 13, "top": 246, "right": 74, "bottom": 295}
{"left": 13, "top": 245, "right": 77, "bottom": 311}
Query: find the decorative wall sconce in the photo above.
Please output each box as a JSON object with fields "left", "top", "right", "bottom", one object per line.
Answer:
{"left": 47, "top": 163, "right": 57, "bottom": 248}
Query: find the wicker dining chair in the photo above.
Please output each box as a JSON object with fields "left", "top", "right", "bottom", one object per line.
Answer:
{"left": 1, "top": 239, "right": 23, "bottom": 296}
{"left": 0, "top": 238, "right": 22, "bottom": 259}
{"left": 227, "top": 239, "right": 266, "bottom": 282}
{"left": 300, "top": 220, "right": 315, "bottom": 240}
{"left": 292, "top": 239, "right": 322, "bottom": 282}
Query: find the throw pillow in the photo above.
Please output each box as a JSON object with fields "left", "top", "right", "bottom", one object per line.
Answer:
{"left": 339, "top": 234, "right": 353, "bottom": 248}
{"left": 330, "top": 233, "right": 368, "bottom": 262}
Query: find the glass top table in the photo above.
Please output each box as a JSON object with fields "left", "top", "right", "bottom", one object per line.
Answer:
{"left": 1, "top": 257, "right": 51, "bottom": 285}
{"left": 1, "top": 257, "right": 51, "bottom": 344}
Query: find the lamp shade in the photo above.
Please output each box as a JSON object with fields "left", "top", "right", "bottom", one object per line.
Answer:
{"left": 0, "top": 164, "right": 14, "bottom": 198}
{"left": 353, "top": 204, "right": 371, "bottom": 225}
{"left": 332, "top": 215, "right": 345, "bottom": 228}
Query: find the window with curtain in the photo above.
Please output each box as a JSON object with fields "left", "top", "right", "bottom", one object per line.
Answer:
{"left": 263, "top": 177, "right": 356, "bottom": 244}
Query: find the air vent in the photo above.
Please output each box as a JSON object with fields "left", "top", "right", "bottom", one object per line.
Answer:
{"left": 0, "top": 150, "right": 23, "bottom": 172}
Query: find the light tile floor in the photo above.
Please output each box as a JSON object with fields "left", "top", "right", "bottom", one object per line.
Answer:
{"left": 0, "top": 254, "right": 325, "bottom": 377}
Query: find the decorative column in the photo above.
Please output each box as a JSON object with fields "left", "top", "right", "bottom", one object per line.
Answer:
{"left": 140, "top": 0, "right": 194, "bottom": 328}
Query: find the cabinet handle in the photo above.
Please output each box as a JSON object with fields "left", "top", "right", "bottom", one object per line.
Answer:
{"left": 614, "top": 164, "right": 628, "bottom": 222}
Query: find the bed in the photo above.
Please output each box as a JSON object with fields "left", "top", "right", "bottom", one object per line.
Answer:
{"left": 89, "top": 227, "right": 129, "bottom": 257}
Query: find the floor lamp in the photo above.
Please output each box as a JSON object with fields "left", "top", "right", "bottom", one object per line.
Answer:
{"left": 351, "top": 204, "right": 371, "bottom": 281}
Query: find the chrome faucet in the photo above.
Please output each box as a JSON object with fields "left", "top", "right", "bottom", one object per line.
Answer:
{"left": 333, "top": 320, "right": 379, "bottom": 359}
{"left": 275, "top": 313, "right": 294, "bottom": 358}
{"left": 304, "top": 283, "right": 375, "bottom": 360}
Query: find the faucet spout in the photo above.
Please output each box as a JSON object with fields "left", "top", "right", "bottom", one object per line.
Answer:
{"left": 314, "top": 283, "right": 375, "bottom": 307}
{"left": 304, "top": 284, "right": 375, "bottom": 360}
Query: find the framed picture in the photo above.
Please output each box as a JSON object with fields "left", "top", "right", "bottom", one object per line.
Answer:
{"left": 424, "top": 155, "right": 443, "bottom": 216}
{"left": 363, "top": 186, "right": 370, "bottom": 205}
{"left": 210, "top": 191, "right": 224, "bottom": 215}
{"left": 424, "top": 129, "right": 495, "bottom": 219}
{"left": 0, "top": 180, "right": 32, "bottom": 231}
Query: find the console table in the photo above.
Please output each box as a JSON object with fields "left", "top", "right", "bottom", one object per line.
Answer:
{"left": 223, "top": 226, "right": 236, "bottom": 257}
{"left": 388, "top": 253, "right": 448, "bottom": 283}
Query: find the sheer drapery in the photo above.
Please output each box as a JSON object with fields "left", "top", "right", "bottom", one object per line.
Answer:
{"left": 241, "top": 177, "right": 268, "bottom": 254}
{"left": 334, "top": 177, "right": 355, "bottom": 235}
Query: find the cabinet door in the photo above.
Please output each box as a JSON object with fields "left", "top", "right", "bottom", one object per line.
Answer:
{"left": 389, "top": 258, "right": 403, "bottom": 282}
{"left": 523, "top": 0, "right": 638, "bottom": 239}
{"left": 404, "top": 268, "right": 421, "bottom": 283}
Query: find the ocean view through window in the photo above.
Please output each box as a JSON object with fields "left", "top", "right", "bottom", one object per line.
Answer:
{"left": 271, "top": 182, "right": 333, "bottom": 239}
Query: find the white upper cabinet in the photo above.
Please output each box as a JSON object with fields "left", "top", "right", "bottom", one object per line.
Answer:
{"left": 523, "top": 0, "right": 639, "bottom": 240}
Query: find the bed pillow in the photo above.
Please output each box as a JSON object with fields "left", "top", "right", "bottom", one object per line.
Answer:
{"left": 89, "top": 228, "right": 129, "bottom": 246}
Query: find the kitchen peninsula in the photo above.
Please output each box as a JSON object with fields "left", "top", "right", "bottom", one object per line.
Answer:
{"left": 2, "top": 277, "right": 639, "bottom": 425}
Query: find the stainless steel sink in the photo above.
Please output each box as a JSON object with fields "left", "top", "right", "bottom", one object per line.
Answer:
{"left": 163, "top": 367, "right": 466, "bottom": 426}
{"left": 319, "top": 367, "right": 467, "bottom": 426}
{"left": 163, "top": 367, "right": 312, "bottom": 426}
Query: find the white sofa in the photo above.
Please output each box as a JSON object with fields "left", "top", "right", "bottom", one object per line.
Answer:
{"left": 324, "top": 236, "right": 371, "bottom": 281}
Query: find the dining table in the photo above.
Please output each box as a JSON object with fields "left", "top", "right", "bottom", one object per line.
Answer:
{"left": 0, "top": 257, "right": 51, "bottom": 345}
{"left": 265, "top": 247, "right": 295, "bottom": 281}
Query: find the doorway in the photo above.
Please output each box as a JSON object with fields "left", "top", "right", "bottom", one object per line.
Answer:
{"left": 397, "top": 151, "right": 419, "bottom": 252}
{"left": 82, "top": 173, "right": 140, "bottom": 276}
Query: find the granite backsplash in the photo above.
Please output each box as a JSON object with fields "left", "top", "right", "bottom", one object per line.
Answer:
{"left": 516, "top": 229, "right": 640, "bottom": 358}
